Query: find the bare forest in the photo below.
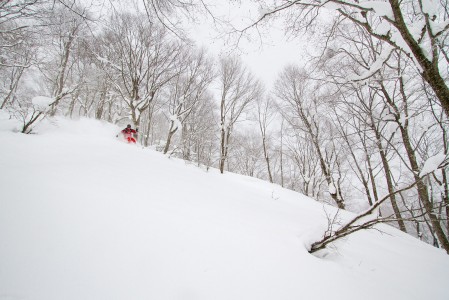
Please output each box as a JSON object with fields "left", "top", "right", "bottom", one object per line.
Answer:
{"left": 1, "top": 0, "right": 448, "bottom": 253}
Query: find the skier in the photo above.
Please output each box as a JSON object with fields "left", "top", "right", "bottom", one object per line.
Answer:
{"left": 120, "top": 124, "right": 138, "bottom": 144}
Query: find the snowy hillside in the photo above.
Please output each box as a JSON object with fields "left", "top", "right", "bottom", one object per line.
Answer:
{"left": 0, "top": 117, "right": 448, "bottom": 300}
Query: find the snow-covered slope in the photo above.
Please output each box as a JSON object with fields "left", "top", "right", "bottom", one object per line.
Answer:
{"left": 0, "top": 117, "right": 448, "bottom": 300}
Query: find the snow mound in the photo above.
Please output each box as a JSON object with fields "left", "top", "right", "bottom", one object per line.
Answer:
{"left": 34, "top": 117, "right": 120, "bottom": 138}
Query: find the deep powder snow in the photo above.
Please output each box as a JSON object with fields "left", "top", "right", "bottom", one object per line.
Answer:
{"left": 0, "top": 117, "right": 448, "bottom": 300}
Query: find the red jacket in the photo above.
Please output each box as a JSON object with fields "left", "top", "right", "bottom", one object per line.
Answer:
{"left": 122, "top": 128, "right": 137, "bottom": 135}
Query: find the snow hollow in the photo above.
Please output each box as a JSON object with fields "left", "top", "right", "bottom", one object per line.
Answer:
{"left": 0, "top": 117, "right": 448, "bottom": 300}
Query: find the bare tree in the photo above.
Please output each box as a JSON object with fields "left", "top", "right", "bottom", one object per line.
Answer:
{"left": 0, "top": 0, "right": 40, "bottom": 27}
{"left": 342, "top": 86, "right": 407, "bottom": 232}
{"left": 428, "top": 97, "right": 449, "bottom": 236}
{"left": 229, "top": 131, "right": 264, "bottom": 177}
{"left": 256, "top": 96, "right": 276, "bottom": 183}
{"left": 232, "top": 0, "right": 449, "bottom": 116}
{"left": 0, "top": 0, "right": 40, "bottom": 110}
{"left": 217, "top": 56, "right": 262, "bottom": 174}
{"left": 141, "top": 0, "right": 217, "bottom": 39}
{"left": 162, "top": 48, "right": 215, "bottom": 154}
{"left": 1, "top": 1, "right": 91, "bottom": 133}
{"left": 180, "top": 89, "right": 217, "bottom": 166}
{"left": 309, "top": 164, "right": 448, "bottom": 254}
{"left": 36, "top": 4, "right": 89, "bottom": 116}
{"left": 275, "top": 65, "right": 345, "bottom": 209}
{"left": 374, "top": 56, "right": 449, "bottom": 251}
{"left": 97, "top": 12, "right": 182, "bottom": 130}
{"left": 0, "top": 22, "right": 34, "bottom": 109}
{"left": 278, "top": 118, "right": 286, "bottom": 188}
{"left": 284, "top": 133, "right": 324, "bottom": 199}
{"left": 334, "top": 111, "right": 375, "bottom": 207}
{"left": 318, "top": 19, "right": 449, "bottom": 245}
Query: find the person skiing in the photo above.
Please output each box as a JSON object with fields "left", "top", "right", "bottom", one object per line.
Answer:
{"left": 120, "top": 124, "right": 138, "bottom": 144}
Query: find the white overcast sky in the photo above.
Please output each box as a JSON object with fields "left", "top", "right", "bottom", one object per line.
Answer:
{"left": 185, "top": 1, "right": 310, "bottom": 88}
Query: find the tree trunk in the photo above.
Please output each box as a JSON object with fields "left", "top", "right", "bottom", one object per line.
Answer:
{"left": 280, "top": 120, "right": 285, "bottom": 187}
{"left": 310, "top": 125, "right": 345, "bottom": 209}
{"left": 163, "top": 121, "right": 177, "bottom": 154}
{"left": 389, "top": 0, "right": 449, "bottom": 117}
{"left": 219, "top": 126, "right": 229, "bottom": 174}
{"left": 399, "top": 121, "right": 449, "bottom": 252}
{"left": 50, "top": 27, "right": 78, "bottom": 117}
{"left": 371, "top": 118, "right": 407, "bottom": 232}
{"left": 21, "top": 111, "right": 43, "bottom": 134}
{"left": 262, "top": 136, "right": 274, "bottom": 183}
{"left": 339, "top": 117, "right": 374, "bottom": 206}
{"left": 181, "top": 122, "right": 191, "bottom": 160}
{"left": 1, "top": 67, "right": 24, "bottom": 109}
{"left": 95, "top": 91, "right": 106, "bottom": 120}
{"left": 380, "top": 80, "right": 449, "bottom": 251}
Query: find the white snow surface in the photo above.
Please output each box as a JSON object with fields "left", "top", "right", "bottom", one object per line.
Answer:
{"left": 0, "top": 117, "right": 448, "bottom": 300}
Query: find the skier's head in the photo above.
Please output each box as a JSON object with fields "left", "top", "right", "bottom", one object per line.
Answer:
{"left": 127, "top": 124, "right": 131, "bottom": 128}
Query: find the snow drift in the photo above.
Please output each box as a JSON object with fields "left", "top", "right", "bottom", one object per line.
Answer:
{"left": 0, "top": 117, "right": 448, "bottom": 300}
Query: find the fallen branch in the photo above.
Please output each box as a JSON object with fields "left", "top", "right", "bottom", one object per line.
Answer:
{"left": 309, "top": 177, "right": 423, "bottom": 253}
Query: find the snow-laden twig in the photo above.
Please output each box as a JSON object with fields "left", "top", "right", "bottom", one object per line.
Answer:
{"left": 347, "top": 46, "right": 394, "bottom": 82}
{"left": 419, "top": 152, "right": 448, "bottom": 177}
